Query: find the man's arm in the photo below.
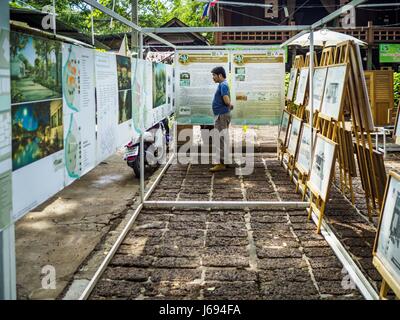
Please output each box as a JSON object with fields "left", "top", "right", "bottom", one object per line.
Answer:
{"left": 222, "top": 95, "right": 233, "bottom": 110}
{"left": 221, "top": 83, "right": 233, "bottom": 110}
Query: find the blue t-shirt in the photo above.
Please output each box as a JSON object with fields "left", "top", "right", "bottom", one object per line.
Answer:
{"left": 212, "top": 80, "right": 230, "bottom": 116}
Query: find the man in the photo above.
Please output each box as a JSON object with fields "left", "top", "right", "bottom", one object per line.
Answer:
{"left": 209, "top": 66, "right": 233, "bottom": 172}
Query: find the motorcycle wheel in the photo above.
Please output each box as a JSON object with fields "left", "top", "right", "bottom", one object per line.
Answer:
{"left": 132, "top": 156, "right": 141, "bottom": 178}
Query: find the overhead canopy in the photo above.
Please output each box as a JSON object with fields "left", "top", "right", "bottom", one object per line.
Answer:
{"left": 287, "top": 29, "right": 367, "bottom": 47}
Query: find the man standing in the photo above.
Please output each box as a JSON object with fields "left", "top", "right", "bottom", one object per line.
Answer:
{"left": 209, "top": 66, "right": 233, "bottom": 172}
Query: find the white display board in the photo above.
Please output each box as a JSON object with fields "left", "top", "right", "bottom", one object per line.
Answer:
{"left": 0, "top": 13, "right": 11, "bottom": 231}
{"left": 62, "top": 44, "right": 96, "bottom": 186}
{"left": 176, "top": 50, "right": 230, "bottom": 125}
{"left": 230, "top": 48, "right": 285, "bottom": 125}
{"left": 10, "top": 32, "right": 64, "bottom": 221}
{"left": 95, "top": 52, "right": 119, "bottom": 163}
{"left": 116, "top": 55, "right": 134, "bottom": 148}
{"left": 150, "top": 62, "right": 173, "bottom": 126}
{"left": 132, "top": 58, "right": 145, "bottom": 140}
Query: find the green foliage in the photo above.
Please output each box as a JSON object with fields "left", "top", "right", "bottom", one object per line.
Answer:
{"left": 394, "top": 72, "right": 400, "bottom": 108}
{"left": 10, "top": 0, "right": 213, "bottom": 41}
{"left": 284, "top": 72, "right": 290, "bottom": 96}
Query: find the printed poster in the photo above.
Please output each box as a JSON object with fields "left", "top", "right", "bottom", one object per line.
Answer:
{"left": 95, "top": 52, "right": 118, "bottom": 163}
{"left": 116, "top": 55, "right": 133, "bottom": 148}
{"left": 10, "top": 32, "right": 64, "bottom": 221}
{"left": 231, "top": 48, "right": 285, "bottom": 125}
{"left": 176, "top": 51, "right": 229, "bottom": 125}
{"left": 0, "top": 8, "right": 12, "bottom": 230}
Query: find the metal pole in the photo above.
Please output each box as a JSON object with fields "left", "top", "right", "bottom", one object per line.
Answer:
{"left": 140, "top": 134, "right": 144, "bottom": 203}
{"left": 139, "top": 32, "right": 144, "bottom": 203}
{"left": 139, "top": 32, "right": 143, "bottom": 59}
{"left": 131, "top": 0, "right": 138, "bottom": 53}
{"left": 90, "top": 6, "right": 95, "bottom": 46}
{"left": 0, "top": 225, "right": 17, "bottom": 300}
{"left": 309, "top": 29, "right": 314, "bottom": 173}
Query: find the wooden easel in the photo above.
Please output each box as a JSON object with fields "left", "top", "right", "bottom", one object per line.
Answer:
{"left": 345, "top": 41, "right": 381, "bottom": 219}
{"left": 306, "top": 133, "right": 338, "bottom": 233}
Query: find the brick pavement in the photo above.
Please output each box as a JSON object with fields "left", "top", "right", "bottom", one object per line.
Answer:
{"left": 89, "top": 153, "right": 363, "bottom": 300}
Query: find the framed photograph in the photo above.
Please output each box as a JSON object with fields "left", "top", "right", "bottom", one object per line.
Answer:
{"left": 320, "top": 64, "right": 348, "bottom": 121}
{"left": 278, "top": 110, "right": 291, "bottom": 147}
{"left": 286, "top": 68, "right": 298, "bottom": 102}
{"left": 308, "top": 134, "right": 337, "bottom": 202}
{"left": 355, "top": 144, "right": 387, "bottom": 204}
{"left": 373, "top": 171, "right": 400, "bottom": 297}
{"left": 306, "top": 67, "right": 328, "bottom": 113}
{"left": 287, "top": 116, "right": 302, "bottom": 156}
{"left": 338, "top": 127, "right": 357, "bottom": 177}
{"left": 294, "top": 67, "right": 309, "bottom": 106}
{"left": 296, "top": 123, "right": 316, "bottom": 175}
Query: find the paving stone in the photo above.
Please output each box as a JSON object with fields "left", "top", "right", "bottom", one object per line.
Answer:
{"left": 133, "top": 221, "right": 168, "bottom": 230}
{"left": 317, "top": 280, "right": 358, "bottom": 295}
{"left": 152, "top": 257, "right": 201, "bottom": 268}
{"left": 312, "top": 268, "right": 346, "bottom": 281}
{"left": 136, "top": 214, "right": 172, "bottom": 223}
{"left": 258, "top": 268, "right": 311, "bottom": 283}
{"left": 123, "top": 235, "right": 162, "bottom": 246}
{"left": 258, "top": 258, "right": 307, "bottom": 270}
{"left": 163, "top": 237, "right": 204, "bottom": 247}
{"left": 255, "top": 238, "right": 300, "bottom": 249}
{"left": 206, "top": 236, "right": 249, "bottom": 247}
{"left": 257, "top": 247, "right": 302, "bottom": 259}
{"left": 303, "top": 247, "right": 336, "bottom": 258}
{"left": 202, "top": 255, "right": 250, "bottom": 268}
{"left": 155, "top": 246, "right": 202, "bottom": 258}
{"left": 168, "top": 221, "right": 206, "bottom": 230}
{"left": 290, "top": 223, "right": 319, "bottom": 231}
{"left": 110, "top": 255, "right": 155, "bottom": 267}
{"left": 104, "top": 267, "right": 151, "bottom": 282}
{"left": 165, "top": 229, "right": 205, "bottom": 238}
{"left": 203, "top": 282, "right": 260, "bottom": 299}
{"left": 150, "top": 269, "right": 201, "bottom": 282}
{"left": 117, "top": 244, "right": 158, "bottom": 256}
{"left": 91, "top": 279, "right": 143, "bottom": 298}
{"left": 207, "top": 229, "right": 248, "bottom": 238}
{"left": 204, "top": 246, "right": 248, "bottom": 256}
{"left": 207, "top": 213, "right": 245, "bottom": 223}
{"left": 261, "top": 281, "right": 318, "bottom": 298}
{"left": 205, "top": 269, "right": 258, "bottom": 282}
{"left": 250, "top": 215, "right": 288, "bottom": 224}
{"left": 301, "top": 240, "right": 331, "bottom": 248}
{"left": 144, "top": 281, "right": 201, "bottom": 298}
{"left": 308, "top": 257, "right": 343, "bottom": 269}
{"left": 170, "top": 214, "right": 207, "bottom": 223}
{"left": 251, "top": 222, "right": 291, "bottom": 232}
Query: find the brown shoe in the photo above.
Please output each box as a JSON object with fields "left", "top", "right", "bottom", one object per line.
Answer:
{"left": 209, "top": 164, "right": 226, "bottom": 172}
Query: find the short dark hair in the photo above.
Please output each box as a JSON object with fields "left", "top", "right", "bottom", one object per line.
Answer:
{"left": 211, "top": 66, "right": 226, "bottom": 78}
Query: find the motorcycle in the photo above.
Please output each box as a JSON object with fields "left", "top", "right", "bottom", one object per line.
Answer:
{"left": 124, "top": 119, "right": 170, "bottom": 178}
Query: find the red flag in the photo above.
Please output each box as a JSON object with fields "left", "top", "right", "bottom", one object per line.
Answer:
{"left": 210, "top": 0, "right": 219, "bottom": 7}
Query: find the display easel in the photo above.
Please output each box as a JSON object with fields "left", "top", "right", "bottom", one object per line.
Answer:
{"left": 286, "top": 115, "right": 303, "bottom": 182}
{"left": 346, "top": 41, "right": 382, "bottom": 219}
{"left": 277, "top": 111, "right": 292, "bottom": 163}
